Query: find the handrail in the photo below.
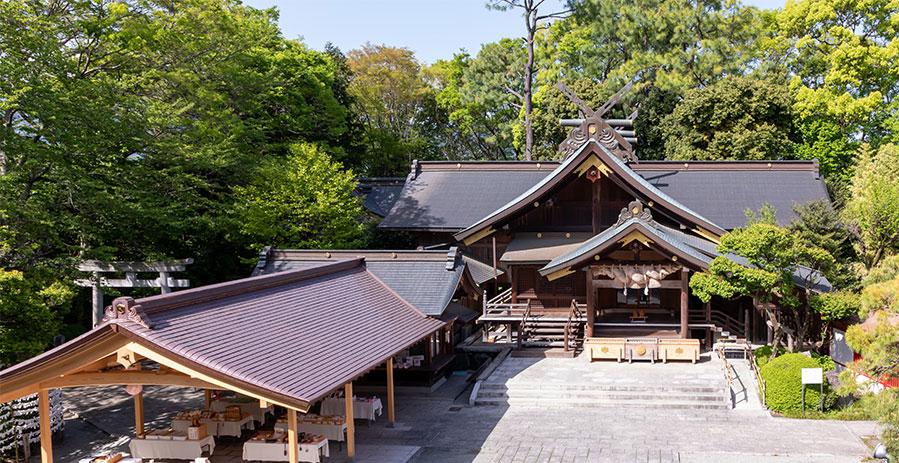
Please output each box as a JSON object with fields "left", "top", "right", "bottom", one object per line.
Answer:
{"left": 564, "top": 299, "right": 577, "bottom": 352}
{"left": 715, "top": 345, "right": 735, "bottom": 407}
{"left": 747, "top": 345, "right": 766, "bottom": 406}
{"left": 518, "top": 299, "right": 532, "bottom": 349}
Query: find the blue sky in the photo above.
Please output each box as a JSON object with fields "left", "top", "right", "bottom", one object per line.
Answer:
{"left": 242, "top": 0, "right": 787, "bottom": 64}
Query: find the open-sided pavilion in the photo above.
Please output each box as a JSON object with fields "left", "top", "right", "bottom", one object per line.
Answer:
{"left": 0, "top": 258, "right": 445, "bottom": 463}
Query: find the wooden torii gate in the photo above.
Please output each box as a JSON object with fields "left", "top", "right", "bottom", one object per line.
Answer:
{"left": 76, "top": 259, "right": 193, "bottom": 326}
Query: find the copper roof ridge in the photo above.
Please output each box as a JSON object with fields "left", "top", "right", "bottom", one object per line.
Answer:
{"left": 416, "top": 160, "right": 559, "bottom": 172}
{"left": 137, "top": 258, "right": 364, "bottom": 314}
{"left": 632, "top": 160, "right": 819, "bottom": 171}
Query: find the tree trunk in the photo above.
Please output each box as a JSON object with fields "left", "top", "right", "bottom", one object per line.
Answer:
{"left": 523, "top": 10, "right": 535, "bottom": 161}
{"left": 763, "top": 301, "right": 783, "bottom": 363}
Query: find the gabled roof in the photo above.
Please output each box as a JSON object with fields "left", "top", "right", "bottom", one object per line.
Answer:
{"left": 376, "top": 160, "right": 829, "bottom": 232}
{"left": 356, "top": 177, "right": 405, "bottom": 217}
{"left": 0, "top": 259, "right": 444, "bottom": 410}
{"left": 379, "top": 161, "right": 555, "bottom": 231}
{"left": 454, "top": 141, "right": 726, "bottom": 244}
{"left": 253, "top": 248, "right": 479, "bottom": 317}
{"left": 461, "top": 252, "right": 506, "bottom": 285}
{"left": 539, "top": 210, "right": 712, "bottom": 279}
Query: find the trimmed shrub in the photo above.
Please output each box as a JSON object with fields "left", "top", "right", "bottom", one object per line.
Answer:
{"left": 754, "top": 345, "right": 786, "bottom": 367}
{"left": 811, "top": 353, "right": 837, "bottom": 371}
{"left": 760, "top": 353, "right": 837, "bottom": 413}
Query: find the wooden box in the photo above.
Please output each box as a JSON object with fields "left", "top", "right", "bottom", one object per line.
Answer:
{"left": 224, "top": 405, "right": 242, "bottom": 421}
{"left": 625, "top": 338, "right": 659, "bottom": 363}
{"left": 659, "top": 339, "right": 700, "bottom": 363}
{"left": 584, "top": 338, "right": 625, "bottom": 362}
{"left": 187, "top": 423, "right": 207, "bottom": 440}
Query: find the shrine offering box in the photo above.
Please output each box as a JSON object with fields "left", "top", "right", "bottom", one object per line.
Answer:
{"left": 187, "top": 423, "right": 207, "bottom": 440}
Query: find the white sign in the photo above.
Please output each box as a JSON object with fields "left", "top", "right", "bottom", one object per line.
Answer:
{"left": 801, "top": 367, "right": 823, "bottom": 385}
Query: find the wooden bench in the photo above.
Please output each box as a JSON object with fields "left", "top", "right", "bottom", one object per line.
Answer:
{"left": 659, "top": 339, "right": 700, "bottom": 363}
{"left": 629, "top": 310, "right": 648, "bottom": 322}
{"left": 584, "top": 338, "right": 625, "bottom": 362}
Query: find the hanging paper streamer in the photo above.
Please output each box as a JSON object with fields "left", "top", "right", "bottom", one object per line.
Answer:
{"left": 0, "top": 389, "right": 65, "bottom": 454}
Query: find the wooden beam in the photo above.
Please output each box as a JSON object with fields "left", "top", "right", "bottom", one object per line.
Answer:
{"left": 592, "top": 279, "right": 683, "bottom": 289}
{"left": 39, "top": 389, "right": 52, "bottom": 463}
{"left": 585, "top": 272, "right": 595, "bottom": 338}
{"left": 38, "top": 370, "right": 219, "bottom": 391}
{"left": 345, "top": 383, "right": 355, "bottom": 458}
{"left": 134, "top": 392, "right": 144, "bottom": 436}
{"left": 124, "top": 342, "right": 309, "bottom": 413}
{"left": 77, "top": 259, "right": 193, "bottom": 272}
{"left": 287, "top": 408, "right": 298, "bottom": 463}
{"left": 681, "top": 269, "right": 689, "bottom": 339}
{"left": 386, "top": 358, "right": 395, "bottom": 426}
{"left": 592, "top": 174, "right": 602, "bottom": 234}
{"left": 75, "top": 278, "right": 190, "bottom": 288}
{"left": 204, "top": 389, "right": 212, "bottom": 410}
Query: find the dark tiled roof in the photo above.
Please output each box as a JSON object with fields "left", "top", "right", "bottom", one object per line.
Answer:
{"left": 633, "top": 162, "right": 830, "bottom": 229}
{"left": 0, "top": 259, "right": 444, "bottom": 410}
{"left": 379, "top": 162, "right": 555, "bottom": 231}
{"left": 253, "top": 249, "right": 474, "bottom": 317}
{"left": 356, "top": 178, "right": 405, "bottom": 217}
{"left": 461, "top": 253, "right": 505, "bottom": 285}
{"left": 378, "top": 159, "right": 829, "bottom": 232}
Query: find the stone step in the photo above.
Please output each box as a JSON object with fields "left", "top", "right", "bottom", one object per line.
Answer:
{"left": 479, "top": 382, "right": 724, "bottom": 394}
{"left": 476, "top": 390, "right": 726, "bottom": 402}
{"left": 472, "top": 397, "right": 730, "bottom": 410}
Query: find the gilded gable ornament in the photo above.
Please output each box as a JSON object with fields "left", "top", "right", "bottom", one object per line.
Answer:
{"left": 101, "top": 296, "right": 154, "bottom": 329}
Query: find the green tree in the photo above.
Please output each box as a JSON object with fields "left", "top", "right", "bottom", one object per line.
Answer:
{"left": 790, "top": 199, "right": 858, "bottom": 290}
{"left": 765, "top": 0, "right": 899, "bottom": 150}
{"left": 235, "top": 143, "right": 365, "bottom": 251}
{"left": 690, "top": 223, "right": 833, "bottom": 361}
{"left": 0, "top": 269, "right": 73, "bottom": 367}
{"left": 843, "top": 144, "right": 899, "bottom": 270}
{"left": 661, "top": 76, "right": 798, "bottom": 160}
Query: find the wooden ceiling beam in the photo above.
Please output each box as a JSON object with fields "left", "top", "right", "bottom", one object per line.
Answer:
{"left": 38, "top": 370, "right": 218, "bottom": 390}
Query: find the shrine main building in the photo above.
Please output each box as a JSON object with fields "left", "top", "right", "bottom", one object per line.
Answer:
{"left": 373, "top": 113, "right": 831, "bottom": 354}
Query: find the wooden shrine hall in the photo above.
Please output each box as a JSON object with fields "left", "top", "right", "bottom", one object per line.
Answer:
{"left": 375, "top": 108, "right": 832, "bottom": 355}
{"left": 0, "top": 258, "right": 446, "bottom": 463}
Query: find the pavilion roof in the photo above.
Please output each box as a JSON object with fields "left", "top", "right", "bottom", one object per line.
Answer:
{"left": 253, "top": 248, "right": 481, "bottom": 317}
{"left": 378, "top": 158, "right": 828, "bottom": 232}
{"left": 0, "top": 259, "right": 445, "bottom": 411}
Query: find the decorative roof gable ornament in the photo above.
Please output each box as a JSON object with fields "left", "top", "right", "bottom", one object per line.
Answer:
{"left": 557, "top": 81, "right": 638, "bottom": 163}
{"left": 616, "top": 200, "right": 656, "bottom": 227}
{"left": 101, "top": 296, "right": 154, "bottom": 329}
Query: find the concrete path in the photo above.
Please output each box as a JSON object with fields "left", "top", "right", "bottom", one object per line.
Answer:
{"left": 33, "top": 356, "right": 880, "bottom": 463}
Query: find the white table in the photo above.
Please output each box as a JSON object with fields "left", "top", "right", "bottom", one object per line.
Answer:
{"left": 211, "top": 399, "right": 274, "bottom": 423}
{"left": 320, "top": 397, "right": 383, "bottom": 421}
{"left": 128, "top": 435, "right": 215, "bottom": 459}
{"left": 172, "top": 414, "right": 254, "bottom": 437}
{"left": 242, "top": 439, "right": 329, "bottom": 462}
{"left": 274, "top": 420, "right": 347, "bottom": 442}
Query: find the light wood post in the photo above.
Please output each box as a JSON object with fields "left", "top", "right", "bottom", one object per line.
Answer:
{"left": 39, "top": 389, "right": 52, "bottom": 463}
{"left": 680, "top": 269, "right": 689, "bottom": 339}
{"left": 386, "top": 358, "right": 395, "bottom": 427}
{"left": 585, "top": 270, "right": 595, "bottom": 338}
{"left": 134, "top": 392, "right": 144, "bottom": 436}
{"left": 287, "top": 408, "right": 298, "bottom": 463}
{"left": 345, "top": 383, "right": 355, "bottom": 459}
{"left": 204, "top": 389, "right": 212, "bottom": 410}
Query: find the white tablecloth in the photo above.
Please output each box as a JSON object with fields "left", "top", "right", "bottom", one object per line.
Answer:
{"left": 273, "top": 420, "right": 347, "bottom": 442}
{"left": 242, "top": 439, "right": 329, "bottom": 463}
{"left": 129, "top": 435, "right": 215, "bottom": 459}
{"left": 320, "top": 397, "right": 383, "bottom": 421}
{"left": 172, "top": 414, "right": 254, "bottom": 437}
{"left": 211, "top": 400, "right": 274, "bottom": 423}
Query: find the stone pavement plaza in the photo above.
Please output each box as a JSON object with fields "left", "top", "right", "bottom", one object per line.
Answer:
{"left": 41, "top": 355, "right": 880, "bottom": 463}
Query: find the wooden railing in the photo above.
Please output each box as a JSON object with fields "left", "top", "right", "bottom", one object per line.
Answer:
{"left": 563, "top": 299, "right": 582, "bottom": 352}
{"left": 518, "top": 299, "right": 532, "bottom": 349}
{"left": 483, "top": 288, "right": 530, "bottom": 319}
{"left": 714, "top": 344, "right": 735, "bottom": 406}
{"left": 689, "top": 307, "right": 746, "bottom": 338}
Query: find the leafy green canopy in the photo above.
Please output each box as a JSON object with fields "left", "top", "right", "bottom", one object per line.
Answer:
{"left": 236, "top": 143, "right": 365, "bottom": 250}
{"left": 0, "top": 270, "right": 73, "bottom": 367}
{"left": 843, "top": 144, "right": 899, "bottom": 270}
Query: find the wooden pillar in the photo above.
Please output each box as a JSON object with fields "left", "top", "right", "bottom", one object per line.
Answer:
{"left": 287, "top": 408, "right": 298, "bottom": 463}
{"left": 204, "top": 389, "right": 212, "bottom": 410}
{"left": 424, "top": 335, "right": 432, "bottom": 365}
{"left": 39, "top": 389, "right": 52, "bottom": 463}
{"left": 592, "top": 174, "right": 602, "bottom": 234}
{"left": 134, "top": 392, "right": 144, "bottom": 435}
{"left": 705, "top": 301, "right": 712, "bottom": 348}
{"left": 386, "top": 358, "right": 395, "bottom": 427}
{"left": 680, "top": 269, "right": 689, "bottom": 339}
{"left": 345, "top": 383, "right": 355, "bottom": 459}
{"left": 585, "top": 270, "right": 595, "bottom": 338}
{"left": 448, "top": 324, "right": 455, "bottom": 354}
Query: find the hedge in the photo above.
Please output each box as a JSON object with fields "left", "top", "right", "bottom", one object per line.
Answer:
{"left": 760, "top": 353, "right": 837, "bottom": 413}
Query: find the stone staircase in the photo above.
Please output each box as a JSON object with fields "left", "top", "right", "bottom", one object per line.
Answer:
{"left": 473, "top": 355, "right": 731, "bottom": 410}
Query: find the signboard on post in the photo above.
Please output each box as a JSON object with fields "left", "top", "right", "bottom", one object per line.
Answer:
{"left": 801, "top": 367, "right": 824, "bottom": 412}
